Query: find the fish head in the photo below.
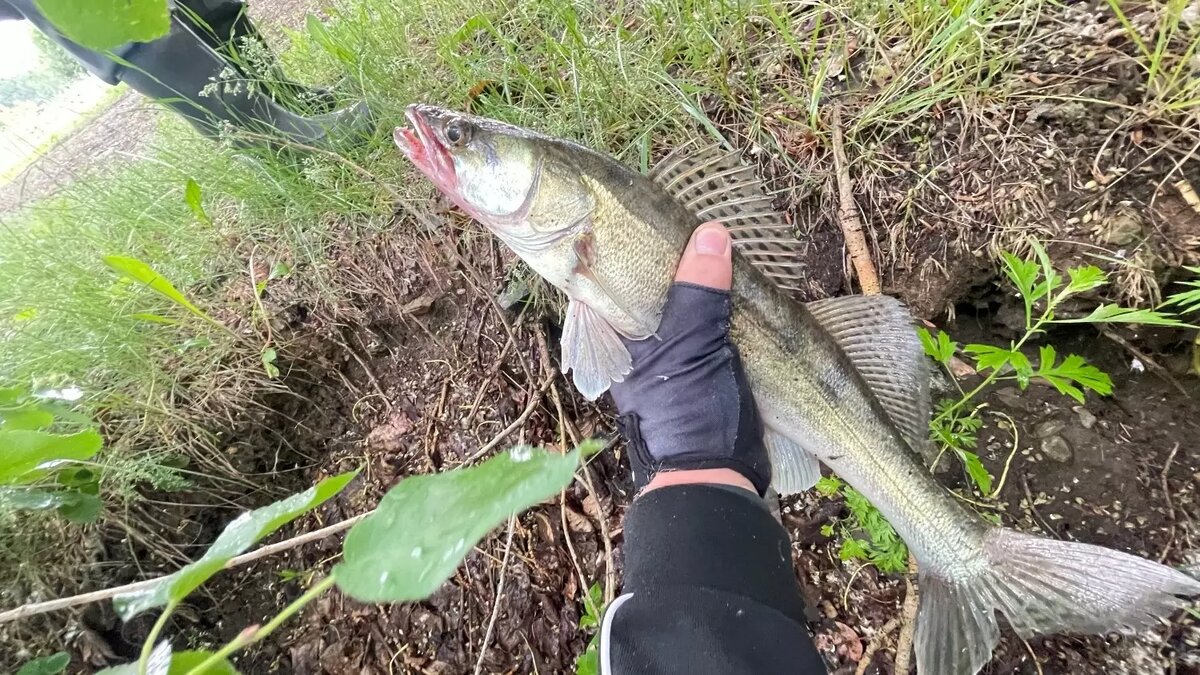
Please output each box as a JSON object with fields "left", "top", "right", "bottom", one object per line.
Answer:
{"left": 395, "top": 103, "right": 547, "bottom": 225}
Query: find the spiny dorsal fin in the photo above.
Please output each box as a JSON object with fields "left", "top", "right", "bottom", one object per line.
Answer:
{"left": 806, "top": 295, "right": 934, "bottom": 461}
{"left": 650, "top": 142, "right": 807, "bottom": 296}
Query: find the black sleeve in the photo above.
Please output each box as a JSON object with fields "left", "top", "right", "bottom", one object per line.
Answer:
{"left": 600, "top": 484, "right": 827, "bottom": 674}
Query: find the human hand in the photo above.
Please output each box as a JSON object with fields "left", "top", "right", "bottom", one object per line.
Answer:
{"left": 610, "top": 221, "right": 771, "bottom": 495}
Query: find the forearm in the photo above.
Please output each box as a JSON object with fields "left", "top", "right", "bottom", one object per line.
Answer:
{"left": 600, "top": 484, "right": 826, "bottom": 674}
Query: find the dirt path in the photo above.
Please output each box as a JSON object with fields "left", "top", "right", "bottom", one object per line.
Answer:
{"left": 0, "top": 0, "right": 321, "bottom": 215}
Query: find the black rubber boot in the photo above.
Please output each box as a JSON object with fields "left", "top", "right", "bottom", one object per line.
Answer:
{"left": 117, "top": 15, "right": 372, "bottom": 148}
{"left": 175, "top": 0, "right": 340, "bottom": 113}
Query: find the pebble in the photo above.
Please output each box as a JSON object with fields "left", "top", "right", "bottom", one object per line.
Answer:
{"left": 1074, "top": 407, "right": 1097, "bottom": 429}
{"left": 1035, "top": 419, "right": 1067, "bottom": 439}
{"left": 1040, "top": 434, "right": 1074, "bottom": 463}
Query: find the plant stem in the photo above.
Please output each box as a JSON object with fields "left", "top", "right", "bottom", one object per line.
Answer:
{"left": 183, "top": 575, "right": 335, "bottom": 675}
{"left": 138, "top": 600, "right": 178, "bottom": 675}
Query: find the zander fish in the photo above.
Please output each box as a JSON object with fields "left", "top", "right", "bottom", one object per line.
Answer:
{"left": 394, "top": 103, "right": 1199, "bottom": 675}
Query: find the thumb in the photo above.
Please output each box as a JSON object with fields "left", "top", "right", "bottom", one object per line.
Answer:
{"left": 674, "top": 221, "right": 732, "bottom": 290}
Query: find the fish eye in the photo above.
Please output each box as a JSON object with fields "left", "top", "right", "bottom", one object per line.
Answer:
{"left": 445, "top": 119, "right": 472, "bottom": 147}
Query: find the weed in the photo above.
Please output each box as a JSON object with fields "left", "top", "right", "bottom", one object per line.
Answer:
{"left": 816, "top": 476, "right": 909, "bottom": 574}
{"left": 574, "top": 581, "right": 605, "bottom": 675}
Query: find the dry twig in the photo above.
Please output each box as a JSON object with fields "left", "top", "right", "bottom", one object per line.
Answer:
{"left": 893, "top": 555, "right": 920, "bottom": 675}
{"left": 830, "top": 107, "right": 881, "bottom": 295}
{"left": 473, "top": 516, "right": 516, "bottom": 675}
{"left": 854, "top": 616, "right": 899, "bottom": 675}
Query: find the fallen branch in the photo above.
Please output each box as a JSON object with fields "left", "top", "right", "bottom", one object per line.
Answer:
{"left": 853, "top": 617, "right": 899, "bottom": 675}
{"left": 893, "top": 554, "right": 920, "bottom": 675}
{"left": 829, "top": 106, "right": 881, "bottom": 295}
{"left": 0, "top": 511, "right": 371, "bottom": 625}
{"left": 473, "top": 515, "right": 516, "bottom": 675}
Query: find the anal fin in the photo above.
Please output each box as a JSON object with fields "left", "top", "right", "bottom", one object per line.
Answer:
{"left": 561, "top": 299, "right": 631, "bottom": 401}
{"left": 764, "top": 426, "right": 821, "bottom": 494}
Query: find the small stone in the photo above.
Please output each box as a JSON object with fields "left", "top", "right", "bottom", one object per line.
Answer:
{"left": 994, "top": 387, "right": 1025, "bottom": 408}
{"left": 1040, "top": 435, "right": 1074, "bottom": 463}
{"left": 1074, "top": 407, "right": 1097, "bottom": 429}
{"left": 1035, "top": 419, "right": 1067, "bottom": 439}
{"left": 819, "top": 600, "right": 837, "bottom": 619}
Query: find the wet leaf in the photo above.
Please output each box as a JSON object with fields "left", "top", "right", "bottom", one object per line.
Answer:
{"left": 58, "top": 491, "right": 103, "bottom": 523}
{"left": 0, "top": 429, "right": 103, "bottom": 483}
{"left": 33, "top": 0, "right": 169, "bottom": 50}
{"left": 17, "top": 652, "right": 69, "bottom": 675}
{"left": 334, "top": 444, "right": 585, "bottom": 602}
{"left": 114, "top": 471, "right": 357, "bottom": 619}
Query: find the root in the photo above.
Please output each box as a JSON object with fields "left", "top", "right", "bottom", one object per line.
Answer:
{"left": 830, "top": 106, "right": 881, "bottom": 295}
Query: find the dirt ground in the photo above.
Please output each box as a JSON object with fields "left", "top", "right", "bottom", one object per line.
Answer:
{"left": 3, "top": 1, "right": 1200, "bottom": 674}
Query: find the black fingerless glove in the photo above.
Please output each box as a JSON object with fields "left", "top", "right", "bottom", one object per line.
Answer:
{"left": 610, "top": 283, "right": 772, "bottom": 495}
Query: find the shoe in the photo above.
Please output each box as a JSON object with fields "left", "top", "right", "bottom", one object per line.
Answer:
{"left": 176, "top": 0, "right": 341, "bottom": 113}
{"left": 116, "top": 14, "right": 373, "bottom": 148}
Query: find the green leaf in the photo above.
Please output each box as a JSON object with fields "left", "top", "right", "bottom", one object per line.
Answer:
{"left": 103, "top": 255, "right": 217, "bottom": 326}
{"left": 0, "top": 403, "right": 55, "bottom": 431}
{"left": 918, "top": 328, "right": 957, "bottom": 365}
{"left": 269, "top": 262, "right": 292, "bottom": 281}
{"left": 963, "top": 344, "right": 1016, "bottom": 373}
{"left": 114, "top": 471, "right": 357, "bottom": 619}
{"left": 13, "top": 307, "right": 37, "bottom": 322}
{"left": 306, "top": 14, "right": 356, "bottom": 64}
{"left": 1033, "top": 345, "right": 1112, "bottom": 404}
{"left": 33, "top": 0, "right": 169, "bottom": 50}
{"left": 1000, "top": 251, "right": 1039, "bottom": 301}
{"left": 959, "top": 451, "right": 993, "bottom": 495}
{"left": 335, "top": 446, "right": 580, "bottom": 602}
{"left": 0, "top": 429, "right": 103, "bottom": 483}
{"left": 167, "top": 651, "right": 240, "bottom": 675}
{"left": 1053, "top": 303, "right": 1189, "bottom": 327}
{"left": 262, "top": 348, "right": 280, "bottom": 379}
{"left": 95, "top": 651, "right": 238, "bottom": 675}
{"left": 17, "top": 652, "right": 70, "bottom": 675}
{"left": 1163, "top": 274, "right": 1200, "bottom": 315}
{"left": 1065, "top": 265, "right": 1107, "bottom": 294}
{"left": 575, "top": 640, "right": 598, "bottom": 675}
{"left": 815, "top": 475, "right": 843, "bottom": 496}
{"left": 184, "top": 179, "right": 211, "bottom": 225}
{"left": 58, "top": 491, "right": 103, "bottom": 523}
{"left": 819, "top": 523, "right": 835, "bottom": 537}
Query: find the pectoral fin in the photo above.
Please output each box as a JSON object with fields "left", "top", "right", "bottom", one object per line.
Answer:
{"left": 561, "top": 299, "right": 632, "bottom": 401}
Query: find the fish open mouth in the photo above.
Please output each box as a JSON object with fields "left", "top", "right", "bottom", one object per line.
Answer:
{"left": 393, "top": 106, "right": 455, "bottom": 185}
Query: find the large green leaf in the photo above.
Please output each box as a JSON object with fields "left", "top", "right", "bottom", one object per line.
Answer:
{"left": 0, "top": 403, "right": 55, "bottom": 431}
{"left": 114, "top": 471, "right": 357, "bottom": 619}
{"left": 103, "top": 255, "right": 215, "bottom": 325}
{"left": 334, "top": 445, "right": 584, "bottom": 602}
{"left": 33, "top": 0, "right": 170, "bottom": 51}
{"left": 95, "top": 650, "right": 238, "bottom": 675}
{"left": 16, "top": 652, "right": 69, "bottom": 675}
{"left": 0, "top": 429, "right": 103, "bottom": 483}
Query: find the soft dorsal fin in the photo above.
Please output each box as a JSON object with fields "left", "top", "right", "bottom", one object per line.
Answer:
{"left": 650, "top": 141, "right": 808, "bottom": 297}
{"left": 806, "top": 295, "right": 934, "bottom": 461}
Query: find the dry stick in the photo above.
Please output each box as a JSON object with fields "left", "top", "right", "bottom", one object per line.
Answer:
{"left": 853, "top": 617, "right": 899, "bottom": 675}
{"left": 1159, "top": 442, "right": 1182, "bottom": 563}
{"left": 473, "top": 516, "right": 516, "bottom": 675}
{"left": 829, "top": 106, "right": 881, "bottom": 295}
{"left": 893, "top": 556, "right": 920, "bottom": 675}
{"left": 0, "top": 512, "right": 371, "bottom": 625}
{"left": 829, "top": 127, "right": 905, "bottom": 669}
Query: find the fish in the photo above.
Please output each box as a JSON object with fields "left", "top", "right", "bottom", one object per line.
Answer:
{"left": 394, "top": 102, "right": 1200, "bottom": 675}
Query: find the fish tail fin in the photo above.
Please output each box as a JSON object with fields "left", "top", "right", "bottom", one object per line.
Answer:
{"left": 915, "top": 528, "right": 1200, "bottom": 675}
